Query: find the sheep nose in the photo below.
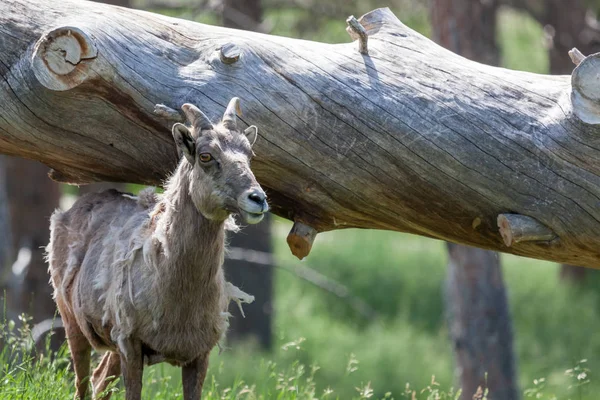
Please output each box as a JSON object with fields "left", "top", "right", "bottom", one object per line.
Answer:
{"left": 247, "top": 190, "right": 268, "bottom": 211}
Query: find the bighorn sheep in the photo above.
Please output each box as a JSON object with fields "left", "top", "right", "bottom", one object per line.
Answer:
{"left": 47, "top": 98, "right": 269, "bottom": 400}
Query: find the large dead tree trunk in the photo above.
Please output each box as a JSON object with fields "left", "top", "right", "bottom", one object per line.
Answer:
{"left": 221, "top": 0, "right": 273, "bottom": 350}
{"left": 2, "top": 0, "right": 600, "bottom": 267}
{"left": 431, "top": 1, "right": 519, "bottom": 398}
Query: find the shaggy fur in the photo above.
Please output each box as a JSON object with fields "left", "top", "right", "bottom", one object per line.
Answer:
{"left": 47, "top": 99, "right": 267, "bottom": 400}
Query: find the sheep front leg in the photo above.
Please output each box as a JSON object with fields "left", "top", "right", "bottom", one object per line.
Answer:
{"left": 182, "top": 353, "right": 210, "bottom": 399}
{"left": 119, "top": 338, "right": 144, "bottom": 400}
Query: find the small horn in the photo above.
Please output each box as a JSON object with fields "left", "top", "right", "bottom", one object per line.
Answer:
{"left": 222, "top": 97, "right": 242, "bottom": 130}
{"left": 181, "top": 103, "right": 213, "bottom": 131}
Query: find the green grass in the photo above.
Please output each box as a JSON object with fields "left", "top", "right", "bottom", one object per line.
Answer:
{"left": 1, "top": 219, "right": 599, "bottom": 399}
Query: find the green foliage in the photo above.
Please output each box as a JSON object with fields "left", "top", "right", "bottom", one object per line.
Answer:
{"left": 497, "top": 8, "right": 549, "bottom": 73}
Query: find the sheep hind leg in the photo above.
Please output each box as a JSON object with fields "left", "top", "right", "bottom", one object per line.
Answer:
{"left": 92, "top": 352, "right": 121, "bottom": 400}
{"left": 62, "top": 317, "right": 92, "bottom": 400}
{"left": 182, "top": 353, "right": 210, "bottom": 400}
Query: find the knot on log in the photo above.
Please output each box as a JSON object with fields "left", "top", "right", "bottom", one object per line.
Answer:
{"left": 346, "top": 16, "right": 369, "bottom": 55}
{"left": 31, "top": 26, "right": 97, "bottom": 91}
{"left": 570, "top": 51, "right": 600, "bottom": 124}
{"left": 287, "top": 221, "right": 318, "bottom": 260}
{"left": 219, "top": 43, "right": 241, "bottom": 64}
{"left": 497, "top": 214, "right": 557, "bottom": 247}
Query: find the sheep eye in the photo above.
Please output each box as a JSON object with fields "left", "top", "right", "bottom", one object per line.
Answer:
{"left": 199, "top": 153, "right": 213, "bottom": 163}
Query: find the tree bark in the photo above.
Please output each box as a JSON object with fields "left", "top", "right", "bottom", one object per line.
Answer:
{"left": 446, "top": 243, "right": 519, "bottom": 400}
{"left": 2, "top": 157, "right": 60, "bottom": 326}
{"left": 431, "top": 1, "right": 519, "bottom": 398}
{"left": 1, "top": 0, "right": 600, "bottom": 267}
{"left": 220, "top": 0, "right": 273, "bottom": 350}
{"left": 0, "top": 157, "right": 11, "bottom": 277}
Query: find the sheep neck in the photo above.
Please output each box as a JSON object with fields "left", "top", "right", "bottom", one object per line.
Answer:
{"left": 154, "top": 161, "right": 225, "bottom": 299}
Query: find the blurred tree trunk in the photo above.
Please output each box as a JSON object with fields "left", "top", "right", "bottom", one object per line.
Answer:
{"left": 3, "top": 158, "right": 61, "bottom": 326}
{"left": 223, "top": 0, "right": 263, "bottom": 32}
{"left": 543, "top": 0, "right": 597, "bottom": 75}
{"left": 0, "top": 157, "right": 11, "bottom": 277}
{"left": 446, "top": 244, "right": 518, "bottom": 400}
{"left": 221, "top": 0, "right": 273, "bottom": 350}
{"left": 431, "top": 1, "right": 519, "bottom": 399}
{"left": 503, "top": 0, "right": 600, "bottom": 75}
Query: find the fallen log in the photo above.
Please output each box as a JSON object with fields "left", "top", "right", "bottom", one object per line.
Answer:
{"left": 1, "top": 0, "right": 600, "bottom": 266}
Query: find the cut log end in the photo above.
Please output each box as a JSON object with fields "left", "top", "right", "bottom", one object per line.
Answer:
{"left": 571, "top": 52, "right": 600, "bottom": 124}
{"left": 346, "top": 16, "right": 369, "bottom": 55}
{"left": 569, "top": 47, "right": 586, "bottom": 66}
{"left": 497, "top": 214, "right": 557, "bottom": 247}
{"left": 31, "top": 26, "right": 97, "bottom": 91}
{"left": 219, "top": 43, "right": 241, "bottom": 64}
{"left": 286, "top": 221, "right": 318, "bottom": 260}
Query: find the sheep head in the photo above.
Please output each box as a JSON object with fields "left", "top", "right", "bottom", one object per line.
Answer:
{"left": 171, "top": 97, "right": 268, "bottom": 224}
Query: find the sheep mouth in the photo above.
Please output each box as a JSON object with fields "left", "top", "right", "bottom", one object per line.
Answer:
{"left": 239, "top": 209, "right": 266, "bottom": 224}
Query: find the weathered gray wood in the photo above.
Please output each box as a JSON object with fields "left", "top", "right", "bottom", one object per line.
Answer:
{"left": 219, "top": 43, "right": 241, "bottom": 65}
{"left": 2, "top": 0, "right": 600, "bottom": 267}
{"left": 569, "top": 48, "right": 586, "bottom": 66}
{"left": 346, "top": 16, "right": 368, "bottom": 55}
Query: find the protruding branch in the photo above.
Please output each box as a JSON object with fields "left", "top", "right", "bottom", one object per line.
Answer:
{"left": 219, "top": 43, "right": 241, "bottom": 64}
{"left": 346, "top": 16, "right": 369, "bottom": 55}
{"left": 497, "top": 214, "right": 557, "bottom": 247}
{"left": 569, "top": 47, "right": 586, "bottom": 66}
{"left": 154, "top": 104, "right": 183, "bottom": 122}
{"left": 226, "top": 247, "right": 376, "bottom": 320}
{"left": 31, "top": 26, "right": 97, "bottom": 91}
{"left": 287, "top": 221, "right": 318, "bottom": 260}
{"left": 571, "top": 53, "right": 600, "bottom": 124}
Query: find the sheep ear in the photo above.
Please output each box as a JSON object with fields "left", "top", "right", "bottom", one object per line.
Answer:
{"left": 172, "top": 123, "right": 195, "bottom": 164}
{"left": 244, "top": 125, "right": 258, "bottom": 146}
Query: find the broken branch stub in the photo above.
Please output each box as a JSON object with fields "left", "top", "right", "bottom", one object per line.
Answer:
{"left": 346, "top": 16, "right": 369, "bottom": 55}
{"left": 571, "top": 51, "right": 600, "bottom": 124}
{"left": 569, "top": 47, "right": 586, "bottom": 66}
{"left": 154, "top": 104, "right": 184, "bottom": 122}
{"left": 497, "top": 214, "right": 557, "bottom": 247}
{"left": 219, "top": 43, "right": 241, "bottom": 64}
{"left": 287, "top": 221, "right": 318, "bottom": 260}
{"left": 31, "top": 26, "right": 97, "bottom": 91}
